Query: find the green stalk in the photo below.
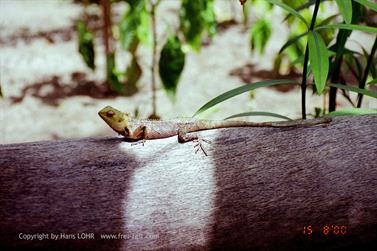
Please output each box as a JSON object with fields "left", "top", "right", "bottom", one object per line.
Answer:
{"left": 357, "top": 36, "right": 377, "bottom": 108}
{"left": 301, "top": 0, "right": 321, "bottom": 119}
{"left": 150, "top": 0, "right": 161, "bottom": 118}
{"left": 329, "top": 1, "right": 361, "bottom": 112}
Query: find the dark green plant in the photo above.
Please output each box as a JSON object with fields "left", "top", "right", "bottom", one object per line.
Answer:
{"left": 159, "top": 34, "right": 185, "bottom": 103}
{"left": 195, "top": 0, "right": 377, "bottom": 119}
{"left": 77, "top": 20, "right": 95, "bottom": 71}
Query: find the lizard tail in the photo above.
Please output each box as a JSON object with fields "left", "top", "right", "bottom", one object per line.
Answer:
{"left": 201, "top": 117, "right": 332, "bottom": 129}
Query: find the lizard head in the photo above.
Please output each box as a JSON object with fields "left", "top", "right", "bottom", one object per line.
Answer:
{"left": 98, "top": 106, "right": 130, "bottom": 136}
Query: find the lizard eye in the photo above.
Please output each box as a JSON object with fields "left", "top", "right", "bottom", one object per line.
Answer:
{"left": 106, "top": 110, "right": 114, "bottom": 117}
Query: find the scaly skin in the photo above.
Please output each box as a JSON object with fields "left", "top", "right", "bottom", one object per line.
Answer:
{"left": 98, "top": 106, "right": 332, "bottom": 143}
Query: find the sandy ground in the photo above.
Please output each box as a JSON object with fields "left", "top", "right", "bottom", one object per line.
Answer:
{"left": 1, "top": 0, "right": 376, "bottom": 144}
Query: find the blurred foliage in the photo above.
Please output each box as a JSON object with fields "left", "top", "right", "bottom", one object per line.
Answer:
{"left": 250, "top": 18, "right": 272, "bottom": 54}
{"left": 159, "top": 34, "right": 185, "bottom": 102}
{"left": 179, "top": 0, "right": 216, "bottom": 51}
{"left": 77, "top": 20, "right": 95, "bottom": 70}
{"left": 77, "top": 0, "right": 216, "bottom": 104}
{"left": 119, "top": 0, "right": 150, "bottom": 51}
{"left": 106, "top": 52, "right": 125, "bottom": 93}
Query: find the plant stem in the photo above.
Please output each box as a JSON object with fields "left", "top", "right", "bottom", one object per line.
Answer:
{"left": 301, "top": 0, "right": 321, "bottom": 119}
{"left": 301, "top": 44, "right": 309, "bottom": 119}
{"left": 357, "top": 36, "right": 377, "bottom": 108}
{"left": 151, "top": 1, "right": 159, "bottom": 117}
{"left": 101, "top": 0, "right": 112, "bottom": 83}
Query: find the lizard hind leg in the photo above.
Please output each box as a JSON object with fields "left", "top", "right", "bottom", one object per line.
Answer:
{"left": 131, "top": 139, "right": 146, "bottom": 146}
{"left": 178, "top": 129, "right": 211, "bottom": 156}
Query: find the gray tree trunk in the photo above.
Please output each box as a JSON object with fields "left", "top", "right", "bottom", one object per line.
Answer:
{"left": 1, "top": 115, "right": 376, "bottom": 250}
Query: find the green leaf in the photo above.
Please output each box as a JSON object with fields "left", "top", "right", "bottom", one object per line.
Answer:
{"left": 124, "top": 54, "right": 141, "bottom": 94}
{"left": 136, "top": 7, "right": 151, "bottom": 46}
{"left": 328, "top": 83, "right": 377, "bottom": 98}
{"left": 0, "top": 84, "right": 3, "bottom": 97}
{"left": 316, "top": 24, "right": 377, "bottom": 33}
{"left": 368, "top": 78, "right": 377, "bottom": 85}
{"left": 353, "top": 0, "right": 377, "bottom": 12}
{"left": 292, "top": 54, "right": 305, "bottom": 65}
{"left": 283, "top": 0, "right": 317, "bottom": 21}
{"left": 203, "top": 0, "right": 216, "bottom": 37}
{"left": 107, "top": 53, "right": 124, "bottom": 93}
{"left": 119, "top": 13, "right": 138, "bottom": 50}
{"left": 279, "top": 32, "right": 308, "bottom": 54}
{"left": 327, "top": 108, "right": 377, "bottom": 117}
{"left": 76, "top": 20, "right": 95, "bottom": 70}
{"left": 193, "top": 80, "right": 297, "bottom": 117}
{"left": 159, "top": 35, "right": 185, "bottom": 102}
{"left": 250, "top": 19, "right": 272, "bottom": 54}
{"left": 308, "top": 31, "right": 329, "bottom": 95}
{"left": 119, "top": 0, "right": 147, "bottom": 50}
{"left": 266, "top": 0, "right": 309, "bottom": 28}
{"left": 225, "top": 111, "right": 293, "bottom": 121}
{"left": 335, "top": 0, "right": 352, "bottom": 24}
{"left": 180, "top": 0, "right": 214, "bottom": 51}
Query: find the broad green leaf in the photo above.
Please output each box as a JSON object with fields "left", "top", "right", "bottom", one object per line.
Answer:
{"left": 308, "top": 31, "right": 329, "bottom": 95}
{"left": 159, "top": 35, "right": 185, "bottom": 102}
{"left": 119, "top": 12, "right": 139, "bottom": 50}
{"left": 316, "top": 24, "right": 377, "bottom": 33}
{"left": 279, "top": 32, "right": 308, "bottom": 54}
{"left": 76, "top": 20, "right": 95, "bottom": 70}
{"left": 335, "top": 0, "right": 352, "bottom": 24}
{"left": 327, "top": 108, "right": 377, "bottom": 117}
{"left": 119, "top": 0, "right": 146, "bottom": 50}
{"left": 266, "top": 0, "right": 309, "bottom": 28}
{"left": 225, "top": 111, "right": 293, "bottom": 121}
{"left": 353, "top": 0, "right": 377, "bottom": 12}
{"left": 180, "top": 0, "right": 215, "bottom": 51}
{"left": 193, "top": 80, "right": 297, "bottom": 117}
{"left": 368, "top": 78, "right": 377, "bottom": 85}
{"left": 250, "top": 19, "right": 272, "bottom": 54}
{"left": 328, "top": 83, "right": 377, "bottom": 98}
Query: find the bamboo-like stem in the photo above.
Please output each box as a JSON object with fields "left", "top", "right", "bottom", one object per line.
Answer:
{"left": 357, "top": 36, "right": 377, "bottom": 108}
{"left": 150, "top": 0, "right": 160, "bottom": 117}
{"left": 101, "top": 0, "right": 112, "bottom": 84}
{"left": 301, "top": 0, "right": 321, "bottom": 119}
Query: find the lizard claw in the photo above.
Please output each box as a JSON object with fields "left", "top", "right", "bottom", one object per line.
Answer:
{"left": 131, "top": 139, "right": 146, "bottom": 146}
{"left": 193, "top": 137, "right": 211, "bottom": 156}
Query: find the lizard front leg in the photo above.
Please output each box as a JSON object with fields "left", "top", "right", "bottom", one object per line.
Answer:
{"left": 129, "top": 125, "right": 147, "bottom": 146}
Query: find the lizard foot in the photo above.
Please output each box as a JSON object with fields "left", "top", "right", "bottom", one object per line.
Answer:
{"left": 131, "top": 139, "right": 146, "bottom": 146}
{"left": 193, "top": 137, "right": 211, "bottom": 156}
{"left": 178, "top": 130, "right": 211, "bottom": 156}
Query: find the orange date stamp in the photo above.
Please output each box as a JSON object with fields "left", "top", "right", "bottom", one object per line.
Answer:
{"left": 302, "top": 225, "right": 347, "bottom": 235}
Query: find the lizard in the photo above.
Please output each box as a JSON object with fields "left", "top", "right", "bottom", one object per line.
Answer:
{"left": 98, "top": 106, "right": 332, "bottom": 155}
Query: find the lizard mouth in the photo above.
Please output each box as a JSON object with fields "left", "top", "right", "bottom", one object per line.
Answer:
{"left": 123, "top": 127, "right": 130, "bottom": 137}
